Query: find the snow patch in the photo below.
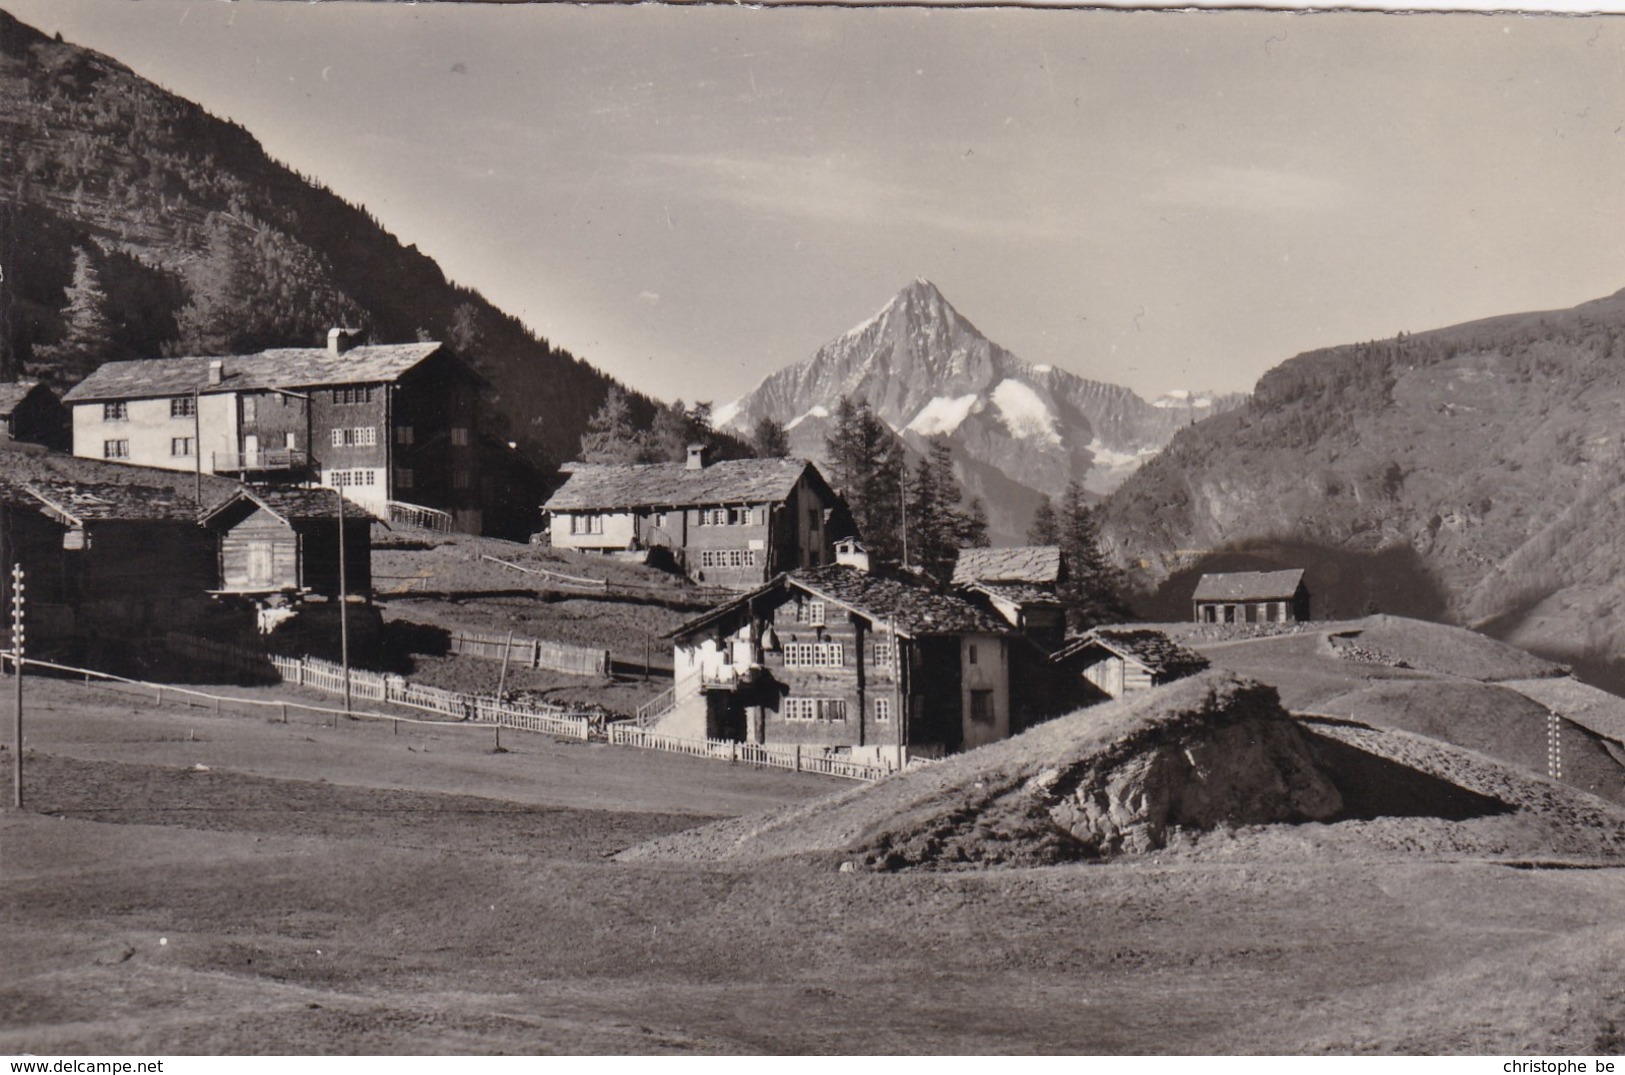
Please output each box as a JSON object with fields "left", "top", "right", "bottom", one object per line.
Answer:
{"left": 711, "top": 399, "right": 742, "bottom": 429}
{"left": 786, "top": 404, "right": 831, "bottom": 431}
{"left": 991, "top": 380, "right": 1060, "bottom": 444}
{"left": 906, "top": 394, "right": 981, "bottom": 436}
{"left": 1032, "top": 364, "right": 1053, "bottom": 374}
{"left": 1087, "top": 438, "right": 1160, "bottom": 469}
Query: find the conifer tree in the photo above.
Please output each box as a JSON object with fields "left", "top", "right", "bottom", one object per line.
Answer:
{"left": 578, "top": 386, "right": 645, "bottom": 464}
{"left": 824, "top": 396, "right": 904, "bottom": 562}
{"left": 752, "top": 415, "right": 791, "bottom": 458}
{"left": 1027, "top": 495, "right": 1059, "bottom": 546}
{"left": 1057, "top": 479, "right": 1133, "bottom": 631}
{"left": 40, "top": 245, "right": 115, "bottom": 387}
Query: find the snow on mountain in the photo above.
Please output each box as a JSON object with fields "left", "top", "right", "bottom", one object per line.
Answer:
{"left": 906, "top": 394, "right": 982, "bottom": 436}
{"left": 990, "top": 379, "right": 1061, "bottom": 444}
{"left": 716, "top": 278, "right": 1245, "bottom": 542}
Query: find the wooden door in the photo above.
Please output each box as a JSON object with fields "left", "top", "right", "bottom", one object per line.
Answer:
{"left": 246, "top": 541, "right": 274, "bottom": 587}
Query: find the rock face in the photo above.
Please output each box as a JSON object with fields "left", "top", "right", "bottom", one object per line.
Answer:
{"left": 1033, "top": 703, "right": 1343, "bottom": 857}
{"left": 623, "top": 671, "right": 1344, "bottom": 870}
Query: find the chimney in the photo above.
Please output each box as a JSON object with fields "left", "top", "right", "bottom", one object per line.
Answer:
{"left": 685, "top": 443, "right": 709, "bottom": 470}
{"left": 834, "top": 537, "right": 871, "bottom": 573}
{"left": 327, "top": 327, "right": 363, "bottom": 356}
{"left": 207, "top": 359, "right": 223, "bottom": 386}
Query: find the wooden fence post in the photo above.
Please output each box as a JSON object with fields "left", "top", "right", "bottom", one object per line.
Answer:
{"left": 794, "top": 744, "right": 801, "bottom": 772}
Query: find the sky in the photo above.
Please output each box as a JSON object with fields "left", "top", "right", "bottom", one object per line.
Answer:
{"left": 5, "top": 1, "right": 1625, "bottom": 411}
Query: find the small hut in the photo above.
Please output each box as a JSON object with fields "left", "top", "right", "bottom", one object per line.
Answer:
{"left": 1052, "top": 627, "right": 1209, "bottom": 700}
{"left": 1192, "top": 569, "right": 1310, "bottom": 624}
{"left": 201, "top": 487, "right": 371, "bottom": 600}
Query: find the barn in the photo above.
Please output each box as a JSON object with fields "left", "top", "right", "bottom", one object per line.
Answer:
{"left": 200, "top": 487, "right": 372, "bottom": 600}
{"left": 1192, "top": 569, "right": 1310, "bottom": 624}
{"left": 1052, "top": 628, "right": 1209, "bottom": 700}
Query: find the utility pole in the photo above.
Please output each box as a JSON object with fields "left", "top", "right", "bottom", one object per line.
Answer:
{"left": 337, "top": 489, "right": 351, "bottom": 717}
{"left": 11, "top": 564, "right": 24, "bottom": 810}
{"left": 192, "top": 385, "right": 203, "bottom": 506}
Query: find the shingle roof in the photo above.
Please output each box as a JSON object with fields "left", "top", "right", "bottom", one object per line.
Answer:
{"left": 671, "top": 565, "right": 1011, "bottom": 641}
{"left": 62, "top": 342, "right": 449, "bottom": 403}
{"left": 1054, "top": 627, "right": 1210, "bottom": 679}
{"left": 1191, "top": 569, "right": 1306, "bottom": 603}
{"left": 952, "top": 545, "right": 1064, "bottom": 586}
{"left": 0, "top": 381, "right": 46, "bottom": 417}
{"left": 544, "top": 458, "right": 823, "bottom": 512}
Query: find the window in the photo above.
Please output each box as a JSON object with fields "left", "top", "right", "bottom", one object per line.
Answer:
{"left": 795, "top": 600, "right": 826, "bottom": 626}
{"left": 869, "top": 639, "right": 894, "bottom": 668}
{"left": 170, "top": 437, "right": 193, "bottom": 457}
{"left": 103, "top": 439, "right": 129, "bottom": 459}
{"left": 701, "top": 508, "right": 731, "bottom": 526}
{"left": 330, "top": 427, "right": 377, "bottom": 447}
{"left": 240, "top": 397, "right": 256, "bottom": 422}
{"left": 571, "top": 514, "right": 605, "bottom": 536}
{"left": 699, "top": 549, "right": 757, "bottom": 569}
{"left": 284, "top": 433, "right": 297, "bottom": 450}
{"left": 968, "top": 643, "right": 979, "bottom": 666}
{"left": 331, "top": 386, "right": 373, "bottom": 405}
{"left": 970, "top": 690, "right": 995, "bottom": 725}
{"left": 396, "top": 426, "right": 414, "bottom": 446}
{"left": 808, "top": 507, "right": 820, "bottom": 531}
{"left": 454, "top": 469, "right": 470, "bottom": 490}
{"left": 873, "top": 698, "right": 892, "bottom": 723}
{"left": 331, "top": 469, "right": 377, "bottom": 488}
{"left": 170, "top": 396, "right": 195, "bottom": 418}
{"left": 783, "top": 642, "right": 844, "bottom": 668}
{"left": 451, "top": 427, "right": 470, "bottom": 447}
{"left": 783, "top": 698, "right": 847, "bottom": 722}
{"left": 103, "top": 402, "right": 127, "bottom": 421}
{"left": 395, "top": 468, "right": 414, "bottom": 490}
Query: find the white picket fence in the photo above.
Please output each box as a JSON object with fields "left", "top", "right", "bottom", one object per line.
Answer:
{"left": 608, "top": 723, "right": 895, "bottom": 782}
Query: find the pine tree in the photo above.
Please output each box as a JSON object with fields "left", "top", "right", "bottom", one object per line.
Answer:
{"left": 578, "top": 386, "right": 645, "bottom": 464}
{"left": 40, "top": 244, "right": 115, "bottom": 387}
{"left": 1027, "top": 495, "right": 1059, "bottom": 546}
{"left": 1057, "top": 480, "right": 1133, "bottom": 631}
{"left": 824, "top": 396, "right": 904, "bottom": 563}
{"left": 752, "top": 415, "right": 791, "bottom": 458}
{"left": 645, "top": 399, "right": 692, "bottom": 463}
{"left": 958, "top": 497, "right": 990, "bottom": 549}
{"left": 905, "top": 438, "right": 967, "bottom": 582}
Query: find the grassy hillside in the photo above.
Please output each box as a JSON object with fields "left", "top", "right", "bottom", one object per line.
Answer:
{"left": 0, "top": 9, "right": 675, "bottom": 471}
{"left": 1100, "top": 287, "right": 1625, "bottom": 678}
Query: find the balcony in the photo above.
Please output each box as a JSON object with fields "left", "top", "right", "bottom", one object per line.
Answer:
{"left": 212, "top": 448, "right": 310, "bottom": 474}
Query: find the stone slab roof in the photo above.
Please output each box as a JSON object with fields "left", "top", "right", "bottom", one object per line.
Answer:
{"left": 951, "top": 545, "right": 1063, "bottom": 586}
{"left": 1054, "top": 627, "right": 1210, "bottom": 679}
{"left": 544, "top": 458, "right": 821, "bottom": 512}
{"left": 202, "top": 486, "right": 348, "bottom": 527}
{"left": 0, "top": 381, "right": 47, "bottom": 417}
{"left": 970, "top": 581, "right": 1062, "bottom": 607}
{"left": 671, "top": 564, "right": 1011, "bottom": 640}
{"left": 62, "top": 342, "right": 448, "bottom": 403}
{"left": 9, "top": 478, "right": 210, "bottom": 524}
{"left": 0, "top": 440, "right": 242, "bottom": 516}
{"left": 1191, "top": 569, "right": 1306, "bottom": 603}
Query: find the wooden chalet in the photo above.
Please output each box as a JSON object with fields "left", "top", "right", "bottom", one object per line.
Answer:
{"left": 200, "top": 488, "right": 371, "bottom": 601}
{"left": 0, "top": 381, "right": 68, "bottom": 449}
{"left": 543, "top": 447, "right": 852, "bottom": 589}
{"left": 662, "top": 563, "right": 1020, "bottom": 768}
{"left": 951, "top": 544, "right": 1067, "bottom": 651}
{"left": 1052, "top": 627, "right": 1209, "bottom": 701}
{"left": 1192, "top": 569, "right": 1310, "bottom": 624}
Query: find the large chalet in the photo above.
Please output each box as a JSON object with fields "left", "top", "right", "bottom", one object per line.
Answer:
{"left": 61, "top": 329, "right": 486, "bottom": 533}
{"left": 542, "top": 447, "right": 851, "bottom": 588}
{"left": 660, "top": 562, "right": 1021, "bottom": 769}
